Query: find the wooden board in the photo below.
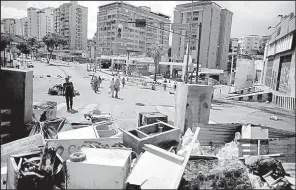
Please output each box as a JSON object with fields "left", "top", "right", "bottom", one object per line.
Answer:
{"left": 1, "top": 134, "right": 45, "bottom": 163}
{"left": 173, "top": 127, "right": 200, "bottom": 189}
{"left": 46, "top": 137, "right": 122, "bottom": 161}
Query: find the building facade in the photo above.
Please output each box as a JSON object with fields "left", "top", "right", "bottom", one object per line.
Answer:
{"left": 230, "top": 38, "right": 238, "bottom": 54}
{"left": 262, "top": 12, "right": 295, "bottom": 97}
{"left": 37, "top": 7, "right": 54, "bottom": 40}
{"left": 171, "top": 1, "right": 233, "bottom": 70}
{"left": 238, "top": 34, "right": 261, "bottom": 55}
{"left": 20, "top": 17, "right": 28, "bottom": 38}
{"left": 1, "top": 18, "right": 16, "bottom": 34}
{"left": 97, "top": 2, "right": 170, "bottom": 55}
{"left": 53, "top": 1, "right": 88, "bottom": 52}
{"left": 27, "top": 7, "right": 40, "bottom": 38}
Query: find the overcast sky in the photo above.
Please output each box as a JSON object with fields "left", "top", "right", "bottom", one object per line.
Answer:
{"left": 1, "top": 1, "right": 295, "bottom": 45}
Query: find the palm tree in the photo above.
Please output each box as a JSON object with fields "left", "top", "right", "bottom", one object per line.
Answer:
{"left": 146, "top": 43, "right": 166, "bottom": 82}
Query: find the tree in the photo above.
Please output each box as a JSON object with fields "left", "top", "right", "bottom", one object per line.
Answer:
{"left": 146, "top": 43, "right": 166, "bottom": 81}
{"left": 16, "top": 42, "right": 31, "bottom": 61}
{"left": 0, "top": 35, "right": 9, "bottom": 65}
{"left": 27, "top": 37, "right": 38, "bottom": 59}
{"left": 42, "top": 33, "right": 67, "bottom": 64}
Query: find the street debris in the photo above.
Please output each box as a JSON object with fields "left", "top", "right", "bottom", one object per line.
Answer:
{"left": 180, "top": 159, "right": 252, "bottom": 190}
{"left": 270, "top": 115, "right": 282, "bottom": 121}
{"left": 6, "top": 145, "right": 65, "bottom": 190}
{"left": 48, "top": 84, "right": 80, "bottom": 96}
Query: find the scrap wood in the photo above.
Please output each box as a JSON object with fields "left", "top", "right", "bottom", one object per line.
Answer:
{"left": 173, "top": 127, "right": 200, "bottom": 189}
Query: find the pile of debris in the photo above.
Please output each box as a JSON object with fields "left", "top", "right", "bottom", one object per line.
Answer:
{"left": 1, "top": 108, "right": 295, "bottom": 190}
{"left": 48, "top": 84, "right": 80, "bottom": 96}
{"left": 180, "top": 159, "right": 252, "bottom": 189}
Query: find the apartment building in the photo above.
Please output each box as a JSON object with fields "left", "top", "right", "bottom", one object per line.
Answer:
{"left": 53, "top": 1, "right": 88, "bottom": 52}
{"left": 230, "top": 38, "right": 238, "bottom": 54}
{"left": 1, "top": 18, "right": 28, "bottom": 37}
{"left": 171, "top": 1, "right": 232, "bottom": 70}
{"left": 262, "top": 12, "right": 295, "bottom": 97}
{"left": 97, "top": 2, "right": 170, "bottom": 55}
{"left": 20, "top": 17, "right": 28, "bottom": 38}
{"left": 1, "top": 18, "right": 16, "bottom": 34}
{"left": 37, "top": 7, "right": 54, "bottom": 40}
{"left": 27, "top": 7, "right": 40, "bottom": 38}
{"left": 238, "top": 34, "right": 261, "bottom": 55}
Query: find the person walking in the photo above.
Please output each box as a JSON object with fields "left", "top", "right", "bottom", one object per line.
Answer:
{"left": 97, "top": 76, "right": 102, "bottom": 88}
{"left": 63, "top": 76, "right": 75, "bottom": 111}
{"left": 114, "top": 77, "right": 121, "bottom": 98}
{"left": 110, "top": 78, "right": 115, "bottom": 98}
{"left": 163, "top": 79, "right": 167, "bottom": 91}
{"left": 122, "top": 77, "right": 126, "bottom": 88}
{"left": 174, "top": 81, "right": 177, "bottom": 91}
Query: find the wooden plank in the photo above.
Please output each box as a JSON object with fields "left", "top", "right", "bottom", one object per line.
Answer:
{"left": 173, "top": 127, "right": 200, "bottom": 189}
{"left": 1, "top": 121, "right": 10, "bottom": 127}
{"left": 143, "top": 144, "right": 184, "bottom": 165}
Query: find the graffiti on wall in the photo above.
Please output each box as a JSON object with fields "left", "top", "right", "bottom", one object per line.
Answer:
{"left": 46, "top": 138, "right": 123, "bottom": 160}
{"left": 279, "top": 62, "right": 291, "bottom": 93}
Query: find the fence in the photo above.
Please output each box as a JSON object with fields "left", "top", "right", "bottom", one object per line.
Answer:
{"left": 272, "top": 94, "right": 296, "bottom": 110}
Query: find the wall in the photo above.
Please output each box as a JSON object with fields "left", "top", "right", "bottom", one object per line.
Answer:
{"left": 234, "top": 59, "right": 256, "bottom": 90}
{"left": 0, "top": 68, "right": 33, "bottom": 140}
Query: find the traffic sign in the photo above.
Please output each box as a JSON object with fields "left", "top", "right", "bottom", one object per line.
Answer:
{"left": 171, "top": 23, "right": 189, "bottom": 30}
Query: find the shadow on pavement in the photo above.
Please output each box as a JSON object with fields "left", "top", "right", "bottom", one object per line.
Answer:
{"left": 69, "top": 109, "right": 78, "bottom": 114}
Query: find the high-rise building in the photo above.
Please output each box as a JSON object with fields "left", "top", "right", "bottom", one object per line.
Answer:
{"left": 37, "top": 7, "right": 55, "bottom": 40}
{"left": 20, "top": 17, "right": 28, "bottom": 38}
{"left": 27, "top": 7, "right": 40, "bottom": 38}
{"left": 1, "top": 18, "right": 16, "bottom": 34}
{"left": 53, "top": 1, "right": 88, "bottom": 52}
{"left": 171, "top": 1, "right": 233, "bottom": 70}
{"left": 96, "top": 2, "right": 170, "bottom": 55}
{"left": 1, "top": 18, "right": 28, "bottom": 37}
{"left": 238, "top": 35, "right": 261, "bottom": 55}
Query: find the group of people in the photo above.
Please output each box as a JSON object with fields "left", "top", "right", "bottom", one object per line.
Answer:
{"left": 91, "top": 75, "right": 102, "bottom": 93}
{"left": 109, "top": 76, "right": 126, "bottom": 98}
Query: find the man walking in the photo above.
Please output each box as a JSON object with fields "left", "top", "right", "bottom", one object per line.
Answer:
{"left": 122, "top": 77, "right": 126, "bottom": 88}
{"left": 114, "top": 77, "right": 121, "bottom": 98}
{"left": 110, "top": 78, "right": 115, "bottom": 98}
{"left": 63, "top": 76, "right": 74, "bottom": 111}
{"left": 163, "top": 79, "right": 167, "bottom": 91}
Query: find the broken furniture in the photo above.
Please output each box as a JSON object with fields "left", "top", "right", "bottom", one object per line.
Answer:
{"left": 123, "top": 121, "right": 180, "bottom": 154}
{"left": 66, "top": 147, "right": 132, "bottom": 189}
{"left": 93, "top": 121, "right": 122, "bottom": 138}
{"left": 138, "top": 112, "right": 168, "bottom": 127}
{"left": 33, "top": 101, "right": 57, "bottom": 122}
{"left": 6, "top": 148, "right": 65, "bottom": 190}
{"left": 238, "top": 125, "right": 269, "bottom": 157}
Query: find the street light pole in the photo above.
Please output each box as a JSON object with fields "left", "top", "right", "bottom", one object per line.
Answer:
{"left": 229, "top": 49, "right": 234, "bottom": 93}
{"left": 195, "top": 23, "right": 202, "bottom": 84}
{"left": 184, "top": 0, "right": 194, "bottom": 84}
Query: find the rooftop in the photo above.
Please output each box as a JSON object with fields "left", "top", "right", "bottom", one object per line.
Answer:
{"left": 99, "top": 2, "right": 170, "bottom": 19}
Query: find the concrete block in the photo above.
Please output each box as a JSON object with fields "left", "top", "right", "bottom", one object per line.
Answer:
{"left": 0, "top": 68, "right": 33, "bottom": 140}
{"left": 175, "top": 84, "right": 213, "bottom": 134}
{"left": 66, "top": 148, "right": 132, "bottom": 189}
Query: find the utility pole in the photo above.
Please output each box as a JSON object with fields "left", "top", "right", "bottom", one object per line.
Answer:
{"left": 229, "top": 48, "right": 234, "bottom": 93}
{"left": 184, "top": 1, "right": 194, "bottom": 84}
{"left": 195, "top": 23, "right": 202, "bottom": 84}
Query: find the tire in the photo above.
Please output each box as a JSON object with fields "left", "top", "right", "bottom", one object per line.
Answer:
{"left": 69, "top": 152, "right": 86, "bottom": 162}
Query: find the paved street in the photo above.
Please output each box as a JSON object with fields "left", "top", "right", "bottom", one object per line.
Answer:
{"left": 32, "top": 61, "right": 295, "bottom": 132}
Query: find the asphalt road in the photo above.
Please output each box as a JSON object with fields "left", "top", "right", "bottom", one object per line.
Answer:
{"left": 31, "top": 61, "right": 295, "bottom": 132}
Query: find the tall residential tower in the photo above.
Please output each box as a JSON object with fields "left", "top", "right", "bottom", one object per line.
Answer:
{"left": 171, "top": 1, "right": 233, "bottom": 70}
